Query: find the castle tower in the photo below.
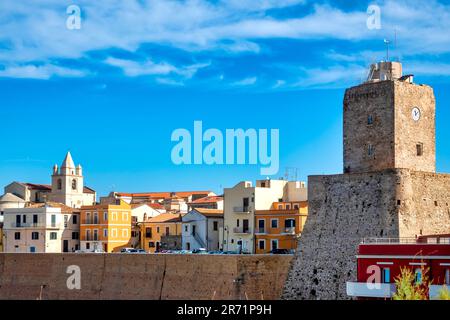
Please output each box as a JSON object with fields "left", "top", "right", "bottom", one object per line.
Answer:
{"left": 344, "top": 61, "right": 436, "bottom": 174}
{"left": 49, "top": 152, "right": 85, "bottom": 208}
{"left": 283, "top": 62, "right": 450, "bottom": 300}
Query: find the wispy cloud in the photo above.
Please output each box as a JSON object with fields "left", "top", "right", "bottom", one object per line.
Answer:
{"left": 0, "top": 63, "right": 87, "bottom": 79}
{"left": 232, "top": 77, "right": 257, "bottom": 86}
{"left": 105, "top": 58, "right": 177, "bottom": 77}
{"left": 0, "top": 0, "right": 449, "bottom": 87}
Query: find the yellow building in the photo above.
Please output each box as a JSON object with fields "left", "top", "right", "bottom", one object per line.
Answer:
{"left": 140, "top": 213, "right": 182, "bottom": 253}
{"left": 80, "top": 200, "right": 132, "bottom": 253}
{"left": 254, "top": 201, "right": 308, "bottom": 254}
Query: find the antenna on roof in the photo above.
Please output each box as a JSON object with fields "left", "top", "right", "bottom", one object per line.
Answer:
{"left": 284, "top": 167, "right": 299, "bottom": 181}
{"left": 384, "top": 39, "right": 391, "bottom": 62}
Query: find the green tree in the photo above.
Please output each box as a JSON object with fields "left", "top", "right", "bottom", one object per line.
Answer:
{"left": 438, "top": 286, "right": 450, "bottom": 300}
{"left": 392, "top": 267, "right": 429, "bottom": 300}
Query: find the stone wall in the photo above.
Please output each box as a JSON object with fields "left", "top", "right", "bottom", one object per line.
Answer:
{"left": 282, "top": 169, "right": 450, "bottom": 300}
{"left": 0, "top": 253, "right": 292, "bottom": 300}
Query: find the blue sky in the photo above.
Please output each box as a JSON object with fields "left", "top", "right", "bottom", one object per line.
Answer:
{"left": 1, "top": 0, "right": 450, "bottom": 197}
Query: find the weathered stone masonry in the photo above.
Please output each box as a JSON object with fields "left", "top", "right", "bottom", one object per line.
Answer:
{"left": 283, "top": 62, "right": 450, "bottom": 300}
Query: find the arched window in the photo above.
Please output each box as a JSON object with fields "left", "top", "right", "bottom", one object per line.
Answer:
{"left": 72, "top": 179, "right": 77, "bottom": 190}
{"left": 57, "top": 179, "right": 62, "bottom": 190}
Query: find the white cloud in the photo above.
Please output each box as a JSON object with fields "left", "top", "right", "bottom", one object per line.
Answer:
{"left": 407, "top": 61, "right": 450, "bottom": 77}
{"left": 105, "top": 58, "right": 177, "bottom": 76}
{"left": 0, "top": 63, "right": 87, "bottom": 79}
{"left": 293, "top": 64, "right": 368, "bottom": 88}
{"left": 156, "top": 77, "right": 185, "bottom": 86}
{"left": 232, "top": 77, "right": 257, "bottom": 86}
{"left": 0, "top": 0, "right": 450, "bottom": 81}
{"left": 104, "top": 57, "right": 210, "bottom": 82}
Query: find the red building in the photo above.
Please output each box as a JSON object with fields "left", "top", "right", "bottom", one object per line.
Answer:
{"left": 347, "top": 234, "right": 450, "bottom": 299}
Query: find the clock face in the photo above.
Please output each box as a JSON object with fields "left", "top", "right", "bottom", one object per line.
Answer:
{"left": 412, "top": 107, "right": 421, "bottom": 121}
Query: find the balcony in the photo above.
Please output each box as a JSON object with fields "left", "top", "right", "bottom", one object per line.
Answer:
{"left": 233, "top": 227, "right": 252, "bottom": 234}
{"left": 255, "top": 228, "right": 266, "bottom": 234}
{"left": 84, "top": 236, "right": 100, "bottom": 241}
{"left": 346, "top": 282, "right": 396, "bottom": 298}
{"left": 284, "top": 227, "right": 296, "bottom": 235}
{"left": 9, "top": 222, "right": 60, "bottom": 229}
{"left": 81, "top": 219, "right": 99, "bottom": 225}
{"left": 233, "top": 206, "right": 252, "bottom": 214}
{"left": 429, "top": 285, "right": 450, "bottom": 300}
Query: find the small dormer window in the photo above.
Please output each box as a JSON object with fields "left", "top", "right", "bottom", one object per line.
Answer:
{"left": 367, "top": 115, "right": 374, "bottom": 125}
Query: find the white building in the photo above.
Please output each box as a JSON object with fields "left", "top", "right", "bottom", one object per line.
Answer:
{"left": 0, "top": 193, "right": 26, "bottom": 224}
{"left": 223, "top": 179, "right": 307, "bottom": 253}
{"left": 4, "top": 152, "right": 96, "bottom": 208}
{"left": 182, "top": 208, "right": 223, "bottom": 251}
{"left": 2, "top": 203, "right": 80, "bottom": 253}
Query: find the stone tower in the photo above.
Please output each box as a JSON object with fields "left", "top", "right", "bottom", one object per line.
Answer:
{"left": 344, "top": 62, "right": 436, "bottom": 174}
{"left": 49, "top": 152, "right": 85, "bottom": 208}
{"left": 283, "top": 62, "right": 450, "bottom": 300}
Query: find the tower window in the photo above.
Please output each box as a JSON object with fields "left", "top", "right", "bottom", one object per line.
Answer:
{"left": 57, "top": 179, "right": 62, "bottom": 190}
{"left": 368, "top": 144, "right": 374, "bottom": 156}
{"left": 417, "top": 143, "right": 423, "bottom": 156}
{"left": 367, "top": 115, "right": 374, "bottom": 125}
{"left": 72, "top": 179, "right": 77, "bottom": 190}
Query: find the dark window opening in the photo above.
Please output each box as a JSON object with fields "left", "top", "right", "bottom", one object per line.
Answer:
{"left": 417, "top": 143, "right": 423, "bottom": 156}
{"left": 368, "top": 144, "right": 374, "bottom": 156}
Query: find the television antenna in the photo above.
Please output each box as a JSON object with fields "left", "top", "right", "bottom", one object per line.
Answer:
{"left": 384, "top": 39, "right": 391, "bottom": 61}
{"left": 284, "top": 167, "right": 299, "bottom": 181}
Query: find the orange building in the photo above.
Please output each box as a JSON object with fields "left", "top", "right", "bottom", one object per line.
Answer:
{"left": 80, "top": 200, "right": 132, "bottom": 253}
{"left": 140, "top": 213, "right": 183, "bottom": 253}
{"left": 254, "top": 201, "right": 308, "bottom": 254}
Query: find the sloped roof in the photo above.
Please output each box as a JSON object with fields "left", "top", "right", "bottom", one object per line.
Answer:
{"left": 0, "top": 193, "right": 25, "bottom": 203}
{"left": 61, "top": 151, "right": 75, "bottom": 168}
{"left": 146, "top": 213, "right": 182, "bottom": 223}
{"left": 193, "top": 208, "right": 224, "bottom": 218}
{"left": 83, "top": 186, "right": 96, "bottom": 194}
{"left": 23, "top": 183, "right": 52, "bottom": 191}
{"left": 189, "top": 196, "right": 223, "bottom": 204}
{"left": 117, "top": 191, "right": 214, "bottom": 199}
{"left": 19, "top": 182, "right": 95, "bottom": 194}
{"left": 26, "top": 201, "right": 79, "bottom": 213}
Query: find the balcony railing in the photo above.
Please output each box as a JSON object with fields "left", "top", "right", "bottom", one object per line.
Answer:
{"left": 81, "top": 219, "right": 100, "bottom": 225}
{"left": 9, "top": 222, "right": 60, "bottom": 228}
{"left": 347, "top": 282, "right": 450, "bottom": 299}
{"left": 256, "top": 228, "right": 266, "bottom": 234}
{"left": 284, "top": 227, "right": 296, "bottom": 234}
{"left": 84, "top": 236, "right": 100, "bottom": 241}
{"left": 429, "top": 285, "right": 450, "bottom": 300}
{"left": 233, "top": 227, "right": 252, "bottom": 234}
{"left": 362, "top": 237, "right": 450, "bottom": 245}
{"left": 233, "top": 206, "right": 252, "bottom": 213}
{"left": 346, "top": 282, "right": 396, "bottom": 298}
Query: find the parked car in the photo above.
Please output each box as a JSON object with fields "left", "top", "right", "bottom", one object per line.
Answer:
{"left": 120, "top": 248, "right": 135, "bottom": 253}
{"left": 192, "top": 248, "right": 208, "bottom": 254}
{"left": 208, "top": 251, "right": 224, "bottom": 255}
{"left": 270, "top": 249, "right": 293, "bottom": 255}
{"left": 134, "top": 249, "right": 147, "bottom": 254}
